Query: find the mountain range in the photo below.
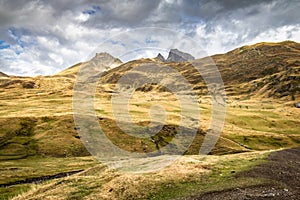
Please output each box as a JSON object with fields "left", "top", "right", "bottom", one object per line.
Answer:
{"left": 0, "top": 40, "right": 300, "bottom": 199}
{"left": 0, "top": 40, "right": 299, "bottom": 159}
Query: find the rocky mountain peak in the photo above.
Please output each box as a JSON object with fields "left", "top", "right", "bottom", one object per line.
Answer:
{"left": 166, "top": 49, "right": 195, "bottom": 62}
{"left": 56, "top": 52, "right": 122, "bottom": 76}
{"left": 154, "top": 53, "right": 165, "bottom": 62}
{"left": 90, "top": 52, "right": 122, "bottom": 67}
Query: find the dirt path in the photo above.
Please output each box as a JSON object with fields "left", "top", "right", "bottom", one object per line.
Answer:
{"left": 186, "top": 147, "right": 300, "bottom": 200}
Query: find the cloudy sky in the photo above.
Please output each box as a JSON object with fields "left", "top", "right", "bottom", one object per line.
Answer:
{"left": 0, "top": 0, "right": 300, "bottom": 76}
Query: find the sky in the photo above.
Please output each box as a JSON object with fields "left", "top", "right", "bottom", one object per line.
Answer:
{"left": 0, "top": 0, "right": 300, "bottom": 76}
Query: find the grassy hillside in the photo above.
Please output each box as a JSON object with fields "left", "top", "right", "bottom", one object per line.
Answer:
{"left": 0, "top": 41, "right": 299, "bottom": 159}
{"left": 98, "top": 41, "right": 300, "bottom": 99}
{"left": 0, "top": 41, "right": 299, "bottom": 199}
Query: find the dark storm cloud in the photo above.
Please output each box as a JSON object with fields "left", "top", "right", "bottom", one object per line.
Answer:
{"left": 1, "top": 0, "right": 299, "bottom": 29}
{"left": 0, "top": 0, "right": 161, "bottom": 28}
{"left": 0, "top": 0, "right": 299, "bottom": 75}
{"left": 177, "top": 0, "right": 300, "bottom": 33}
{"left": 180, "top": 0, "right": 298, "bottom": 22}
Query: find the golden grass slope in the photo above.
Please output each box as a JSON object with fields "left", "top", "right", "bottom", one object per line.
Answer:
{"left": 0, "top": 41, "right": 299, "bottom": 160}
{"left": 56, "top": 52, "right": 122, "bottom": 77}
{"left": 10, "top": 151, "right": 269, "bottom": 200}
{"left": 0, "top": 41, "right": 299, "bottom": 200}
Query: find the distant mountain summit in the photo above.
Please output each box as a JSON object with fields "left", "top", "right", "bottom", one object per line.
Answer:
{"left": 166, "top": 49, "right": 195, "bottom": 62}
{"left": 56, "top": 52, "right": 122, "bottom": 77}
{"left": 90, "top": 52, "right": 122, "bottom": 69}
{"left": 154, "top": 53, "right": 165, "bottom": 62}
{"left": 55, "top": 41, "right": 300, "bottom": 100}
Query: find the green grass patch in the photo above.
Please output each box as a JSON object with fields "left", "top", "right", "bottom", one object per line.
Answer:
{"left": 0, "top": 156, "right": 97, "bottom": 185}
{"left": 0, "top": 184, "right": 31, "bottom": 200}
{"left": 146, "top": 153, "right": 269, "bottom": 199}
{"left": 227, "top": 113, "right": 300, "bottom": 135}
{"left": 225, "top": 134, "right": 297, "bottom": 150}
{"left": 66, "top": 179, "right": 105, "bottom": 200}
{"left": 0, "top": 118, "right": 38, "bottom": 160}
{"left": 0, "top": 156, "right": 97, "bottom": 199}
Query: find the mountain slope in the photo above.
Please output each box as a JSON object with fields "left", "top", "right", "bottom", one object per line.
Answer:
{"left": 98, "top": 41, "right": 300, "bottom": 99}
{"left": 154, "top": 53, "right": 165, "bottom": 62}
{"left": 56, "top": 52, "right": 122, "bottom": 77}
{"left": 1, "top": 41, "right": 300, "bottom": 199}
{"left": 0, "top": 71, "right": 8, "bottom": 77}
{"left": 0, "top": 41, "right": 299, "bottom": 160}
{"left": 213, "top": 41, "right": 300, "bottom": 98}
{"left": 166, "top": 48, "right": 195, "bottom": 62}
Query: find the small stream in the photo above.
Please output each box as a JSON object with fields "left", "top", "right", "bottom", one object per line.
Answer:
{"left": 0, "top": 170, "right": 83, "bottom": 188}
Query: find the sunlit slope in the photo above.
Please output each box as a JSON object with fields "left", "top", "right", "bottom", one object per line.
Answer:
{"left": 0, "top": 41, "right": 299, "bottom": 161}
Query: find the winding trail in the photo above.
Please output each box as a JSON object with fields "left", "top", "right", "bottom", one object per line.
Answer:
{"left": 186, "top": 147, "right": 300, "bottom": 200}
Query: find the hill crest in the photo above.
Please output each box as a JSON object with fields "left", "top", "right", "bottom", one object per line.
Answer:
{"left": 56, "top": 52, "right": 122, "bottom": 77}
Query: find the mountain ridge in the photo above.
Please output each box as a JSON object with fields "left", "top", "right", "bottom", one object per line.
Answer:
{"left": 94, "top": 40, "right": 300, "bottom": 99}
{"left": 154, "top": 53, "right": 165, "bottom": 62}
{"left": 0, "top": 71, "right": 8, "bottom": 77}
{"left": 0, "top": 41, "right": 299, "bottom": 180}
{"left": 1, "top": 41, "right": 299, "bottom": 100}
{"left": 56, "top": 52, "right": 122, "bottom": 77}
{"left": 166, "top": 48, "right": 195, "bottom": 62}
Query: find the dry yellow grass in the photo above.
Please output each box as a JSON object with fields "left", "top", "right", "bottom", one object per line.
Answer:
{"left": 0, "top": 41, "right": 299, "bottom": 199}
{"left": 12, "top": 151, "right": 270, "bottom": 200}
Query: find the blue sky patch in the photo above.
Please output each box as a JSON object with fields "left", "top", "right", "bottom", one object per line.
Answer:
{"left": 83, "top": 5, "right": 101, "bottom": 15}
{"left": 145, "top": 38, "right": 159, "bottom": 45}
{"left": 0, "top": 40, "right": 10, "bottom": 49}
{"left": 8, "top": 27, "right": 26, "bottom": 48}
{"left": 109, "top": 40, "right": 125, "bottom": 47}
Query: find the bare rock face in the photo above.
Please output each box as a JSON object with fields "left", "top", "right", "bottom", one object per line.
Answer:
{"left": 56, "top": 52, "right": 122, "bottom": 77}
{"left": 166, "top": 49, "right": 195, "bottom": 62}
{"left": 90, "top": 52, "right": 122, "bottom": 68}
{"left": 154, "top": 53, "right": 165, "bottom": 62}
{"left": 77, "top": 52, "right": 123, "bottom": 81}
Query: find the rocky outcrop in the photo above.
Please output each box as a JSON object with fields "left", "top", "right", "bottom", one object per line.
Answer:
{"left": 56, "top": 52, "right": 122, "bottom": 76}
{"left": 90, "top": 52, "right": 122, "bottom": 68}
{"left": 154, "top": 53, "right": 165, "bottom": 62}
{"left": 166, "top": 49, "right": 195, "bottom": 62}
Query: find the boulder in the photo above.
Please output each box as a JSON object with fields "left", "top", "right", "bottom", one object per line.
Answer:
{"left": 154, "top": 53, "right": 165, "bottom": 62}
{"left": 294, "top": 103, "right": 300, "bottom": 108}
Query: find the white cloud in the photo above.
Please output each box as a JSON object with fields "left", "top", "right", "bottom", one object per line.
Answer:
{"left": 37, "top": 36, "right": 60, "bottom": 50}
{"left": 248, "top": 25, "right": 300, "bottom": 44}
{"left": 75, "top": 13, "right": 90, "bottom": 22}
{"left": 0, "top": 0, "right": 300, "bottom": 76}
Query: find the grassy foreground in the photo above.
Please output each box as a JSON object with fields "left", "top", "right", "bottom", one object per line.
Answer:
{"left": 0, "top": 151, "right": 272, "bottom": 200}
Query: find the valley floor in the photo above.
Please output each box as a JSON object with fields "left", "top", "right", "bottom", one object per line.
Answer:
{"left": 0, "top": 95, "right": 299, "bottom": 199}
{"left": 1, "top": 147, "right": 299, "bottom": 200}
